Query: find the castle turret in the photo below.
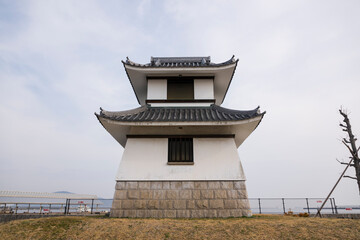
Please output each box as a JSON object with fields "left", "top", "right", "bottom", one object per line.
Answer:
{"left": 96, "top": 56, "right": 265, "bottom": 218}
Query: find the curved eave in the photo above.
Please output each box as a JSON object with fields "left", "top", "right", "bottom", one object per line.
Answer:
{"left": 97, "top": 114, "right": 263, "bottom": 126}
{"left": 123, "top": 59, "right": 238, "bottom": 106}
{"left": 95, "top": 112, "right": 265, "bottom": 148}
{"left": 124, "top": 56, "right": 236, "bottom": 68}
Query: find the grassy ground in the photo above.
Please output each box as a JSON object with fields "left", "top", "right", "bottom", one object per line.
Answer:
{"left": 0, "top": 215, "right": 359, "bottom": 240}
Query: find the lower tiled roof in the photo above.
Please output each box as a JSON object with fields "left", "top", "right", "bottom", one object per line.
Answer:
{"left": 96, "top": 105, "right": 264, "bottom": 122}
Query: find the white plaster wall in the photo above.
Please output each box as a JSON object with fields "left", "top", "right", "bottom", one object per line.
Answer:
{"left": 147, "top": 79, "right": 167, "bottom": 99}
{"left": 116, "top": 138, "right": 246, "bottom": 180}
{"left": 194, "top": 79, "right": 214, "bottom": 99}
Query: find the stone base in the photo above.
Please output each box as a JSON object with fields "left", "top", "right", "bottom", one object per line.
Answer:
{"left": 110, "top": 181, "right": 251, "bottom": 218}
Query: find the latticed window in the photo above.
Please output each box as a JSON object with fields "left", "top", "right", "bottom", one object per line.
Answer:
{"left": 168, "top": 138, "right": 193, "bottom": 164}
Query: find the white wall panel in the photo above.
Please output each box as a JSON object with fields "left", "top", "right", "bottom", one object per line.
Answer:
{"left": 116, "top": 138, "right": 245, "bottom": 180}
{"left": 147, "top": 79, "right": 167, "bottom": 99}
{"left": 194, "top": 79, "right": 214, "bottom": 99}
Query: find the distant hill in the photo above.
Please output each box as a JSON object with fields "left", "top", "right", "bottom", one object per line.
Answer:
{"left": 53, "top": 191, "right": 74, "bottom": 194}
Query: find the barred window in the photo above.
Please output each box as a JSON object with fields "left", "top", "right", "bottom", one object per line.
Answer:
{"left": 168, "top": 138, "right": 193, "bottom": 164}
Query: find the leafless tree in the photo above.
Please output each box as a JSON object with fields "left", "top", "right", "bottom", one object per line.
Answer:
{"left": 339, "top": 108, "right": 360, "bottom": 194}
{"left": 316, "top": 109, "right": 360, "bottom": 217}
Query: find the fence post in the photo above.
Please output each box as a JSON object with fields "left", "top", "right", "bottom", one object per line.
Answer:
{"left": 282, "top": 198, "right": 286, "bottom": 214}
{"left": 28, "top": 203, "right": 30, "bottom": 213}
{"left": 15, "top": 203, "right": 18, "bottom": 214}
{"left": 306, "top": 198, "right": 310, "bottom": 214}
{"left": 333, "top": 198, "right": 338, "bottom": 214}
{"left": 258, "top": 198, "right": 262, "bottom": 214}
{"left": 91, "top": 199, "right": 94, "bottom": 214}
{"left": 67, "top": 199, "right": 70, "bottom": 214}
{"left": 64, "top": 199, "right": 68, "bottom": 215}
{"left": 330, "top": 198, "right": 334, "bottom": 214}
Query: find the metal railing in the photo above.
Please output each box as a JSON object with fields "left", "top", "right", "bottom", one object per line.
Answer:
{"left": 2, "top": 197, "right": 358, "bottom": 215}
{"left": 1, "top": 198, "right": 112, "bottom": 215}
{"left": 248, "top": 198, "right": 339, "bottom": 214}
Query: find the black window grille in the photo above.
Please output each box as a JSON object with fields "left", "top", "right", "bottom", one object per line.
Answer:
{"left": 168, "top": 138, "right": 193, "bottom": 163}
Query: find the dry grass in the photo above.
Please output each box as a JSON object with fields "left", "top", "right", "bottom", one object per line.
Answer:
{"left": 0, "top": 215, "right": 360, "bottom": 240}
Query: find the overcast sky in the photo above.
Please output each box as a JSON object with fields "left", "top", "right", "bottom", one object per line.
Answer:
{"left": 1, "top": 0, "right": 359, "bottom": 204}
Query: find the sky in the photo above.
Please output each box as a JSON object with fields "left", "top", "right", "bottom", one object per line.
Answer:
{"left": 0, "top": 0, "right": 359, "bottom": 204}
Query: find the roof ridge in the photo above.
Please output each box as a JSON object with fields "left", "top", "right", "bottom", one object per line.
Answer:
{"left": 124, "top": 56, "right": 237, "bottom": 68}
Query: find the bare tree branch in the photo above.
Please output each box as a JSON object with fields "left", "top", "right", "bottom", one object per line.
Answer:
{"left": 339, "top": 109, "right": 348, "bottom": 118}
{"left": 341, "top": 162, "right": 354, "bottom": 167}
{"left": 342, "top": 141, "right": 359, "bottom": 160}
{"left": 317, "top": 108, "right": 359, "bottom": 216}
{"left": 342, "top": 141, "right": 353, "bottom": 154}
{"left": 339, "top": 108, "right": 360, "bottom": 195}
{"left": 344, "top": 175, "right": 357, "bottom": 180}
{"left": 336, "top": 158, "right": 355, "bottom": 166}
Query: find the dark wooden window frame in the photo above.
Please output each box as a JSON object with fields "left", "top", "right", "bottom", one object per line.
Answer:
{"left": 168, "top": 137, "right": 193, "bottom": 165}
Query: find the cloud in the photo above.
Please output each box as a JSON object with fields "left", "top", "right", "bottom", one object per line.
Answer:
{"left": 0, "top": 0, "right": 360, "bottom": 203}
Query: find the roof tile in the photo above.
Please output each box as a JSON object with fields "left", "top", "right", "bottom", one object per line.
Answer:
{"left": 124, "top": 56, "right": 237, "bottom": 68}
{"left": 97, "top": 104, "right": 263, "bottom": 123}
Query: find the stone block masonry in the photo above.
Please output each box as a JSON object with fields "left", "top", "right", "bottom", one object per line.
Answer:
{"left": 110, "top": 181, "right": 251, "bottom": 218}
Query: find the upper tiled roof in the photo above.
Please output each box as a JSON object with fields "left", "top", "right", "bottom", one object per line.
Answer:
{"left": 96, "top": 104, "right": 264, "bottom": 123}
{"left": 123, "top": 56, "right": 237, "bottom": 68}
